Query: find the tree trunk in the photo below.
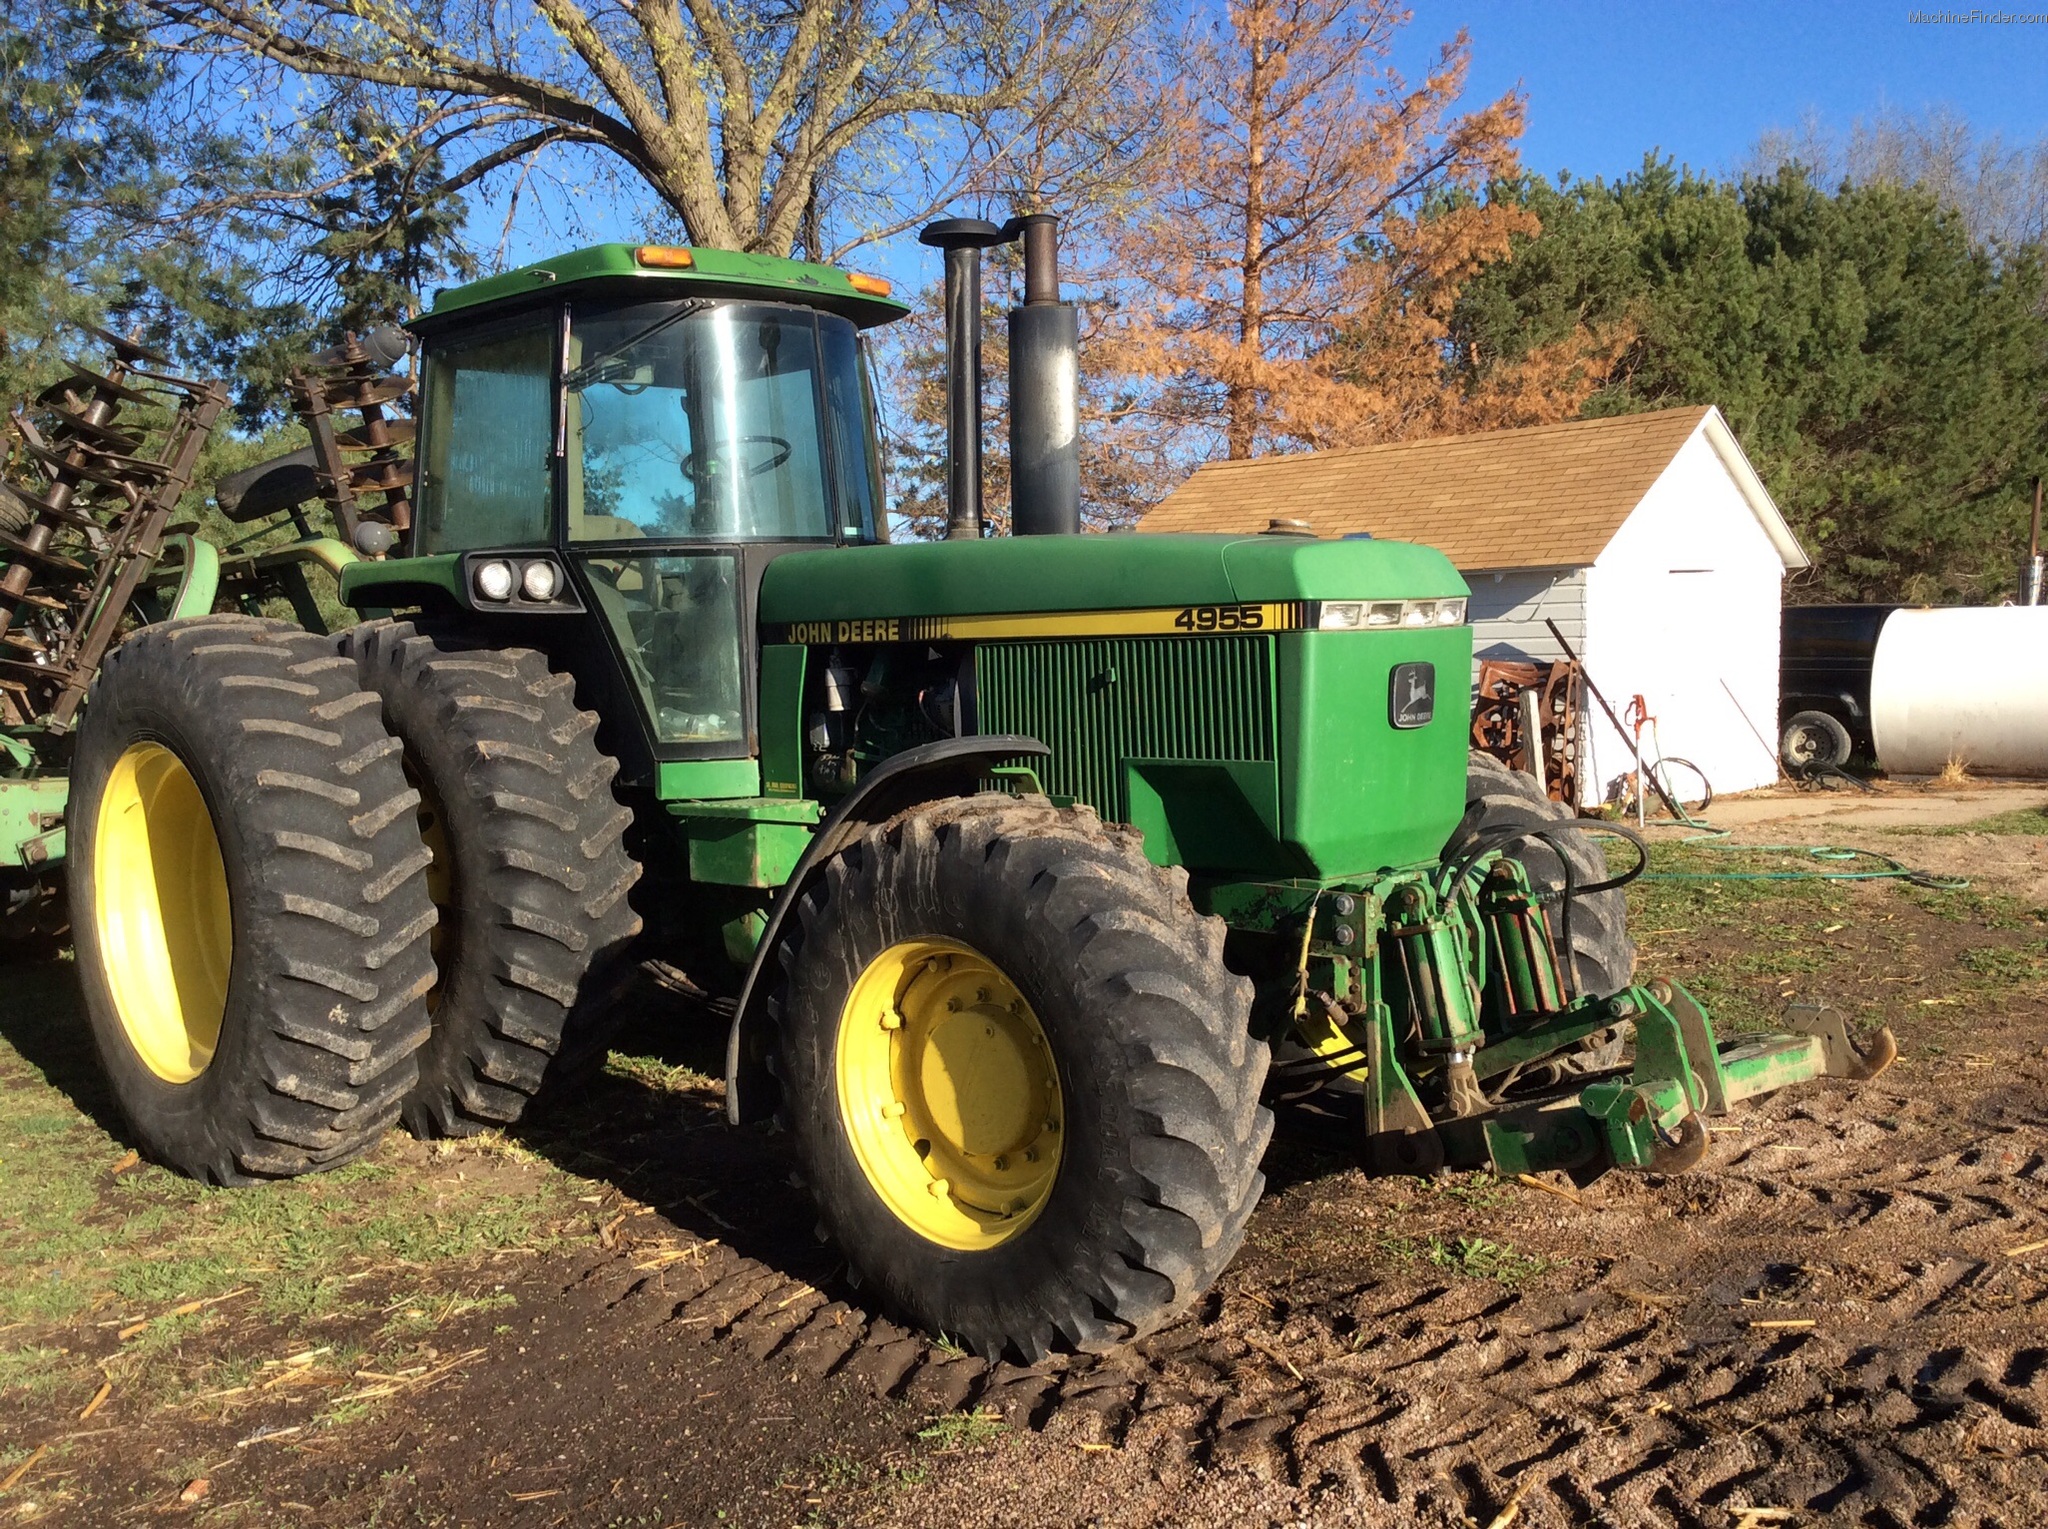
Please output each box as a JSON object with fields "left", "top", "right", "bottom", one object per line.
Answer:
{"left": 1227, "top": 9, "right": 1269, "bottom": 460}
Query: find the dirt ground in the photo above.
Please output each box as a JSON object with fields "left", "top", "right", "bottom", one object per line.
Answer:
{"left": 2, "top": 786, "right": 2045, "bottom": 1528}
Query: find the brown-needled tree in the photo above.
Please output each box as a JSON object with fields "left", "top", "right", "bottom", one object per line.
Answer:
{"left": 1101, "top": 0, "right": 1568, "bottom": 458}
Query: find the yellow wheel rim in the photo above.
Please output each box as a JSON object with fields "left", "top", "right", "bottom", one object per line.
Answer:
{"left": 835, "top": 938, "right": 1063, "bottom": 1251}
{"left": 93, "top": 743, "right": 233, "bottom": 1083}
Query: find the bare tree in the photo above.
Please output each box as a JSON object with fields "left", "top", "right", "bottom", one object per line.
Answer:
{"left": 1748, "top": 105, "right": 2048, "bottom": 250}
{"left": 143, "top": 0, "right": 1142, "bottom": 258}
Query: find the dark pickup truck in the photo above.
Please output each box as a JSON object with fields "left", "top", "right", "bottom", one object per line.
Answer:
{"left": 1779, "top": 603, "right": 1900, "bottom": 770}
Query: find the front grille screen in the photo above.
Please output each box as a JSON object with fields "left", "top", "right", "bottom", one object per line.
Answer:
{"left": 976, "top": 635, "right": 1276, "bottom": 821}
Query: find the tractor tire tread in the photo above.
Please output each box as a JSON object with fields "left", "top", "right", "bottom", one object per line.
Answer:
{"left": 69, "top": 615, "right": 437, "bottom": 1184}
{"left": 337, "top": 620, "right": 643, "bottom": 1137}
{"left": 771, "top": 792, "right": 1270, "bottom": 1362}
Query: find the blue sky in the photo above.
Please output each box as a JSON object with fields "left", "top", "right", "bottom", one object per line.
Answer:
{"left": 1407, "top": 1, "right": 2048, "bottom": 187}
{"left": 484, "top": 2, "right": 2048, "bottom": 285}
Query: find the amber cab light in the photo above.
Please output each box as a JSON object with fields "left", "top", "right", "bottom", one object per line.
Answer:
{"left": 634, "top": 245, "right": 695, "bottom": 269}
{"left": 846, "top": 271, "right": 892, "bottom": 297}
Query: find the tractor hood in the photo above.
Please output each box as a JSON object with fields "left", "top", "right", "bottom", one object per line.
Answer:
{"left": 757, "top": 533, "right": 1467, "bottom": 626}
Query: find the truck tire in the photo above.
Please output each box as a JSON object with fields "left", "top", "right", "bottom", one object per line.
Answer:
{"left": 1780, "top": 709, "right": 1852, "bottom": 773}
{"left": 1458, "top": 753, "right": 1635, "bottom": 1076}
{"left": 68, "top": 616, "right": 437, "bottom": 1183}
{"left": 338, "top": 622, "right": 643, "bottom": 1136}
{"left": 770, "top": 795, "right": 1271, "bottom": 1361}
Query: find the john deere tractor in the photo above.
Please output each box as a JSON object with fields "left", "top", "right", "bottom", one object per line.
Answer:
{"left": 58, "top": 216, "right": 1895, "bottom": 1360}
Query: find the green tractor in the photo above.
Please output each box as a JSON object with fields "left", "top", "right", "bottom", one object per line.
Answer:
{"left": 55, "top": 217, "right": 1895, "bottom": 1360}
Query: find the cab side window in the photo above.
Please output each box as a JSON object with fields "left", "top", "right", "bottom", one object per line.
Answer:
{"left": 414, "top": 318, "right": 555, "bottom": 552}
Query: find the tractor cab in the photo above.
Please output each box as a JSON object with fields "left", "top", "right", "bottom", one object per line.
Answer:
{"left": 371, "top": 243, "right": 905, "bottom": 768}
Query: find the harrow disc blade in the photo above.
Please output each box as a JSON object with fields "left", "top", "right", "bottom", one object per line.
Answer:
{"left": 36, "top": 368, "right": 158, "bottom": 409}
{"left": 77, "top": 323, "right": 172, "bottom": 368}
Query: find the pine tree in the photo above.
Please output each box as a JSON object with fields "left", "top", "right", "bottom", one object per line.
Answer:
{"left": 1451, "top": 156, "right": 2048, "bottom": 603}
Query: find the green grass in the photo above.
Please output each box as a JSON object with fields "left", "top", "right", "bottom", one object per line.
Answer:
{"left": 915, "top": 1408, "right": 1005, "bottom": 1450}
{"left": 1891, "top": 805, "right": 2048, "bottom": 837}
{"left": 1626, "top": 847, "right": 1861, "bottom": 1031}
{"left": 1900, "top": 884, "right": 2048, "bottom": 931}
{"left": 602, "top": 1050, "right": 718, "bottom": 1096}
{"left": 808, "top": 1451, "right": 873, "bottom": 1489}
{"left": 1430, "top": 1171, "right": 1514, "bottom": 1210}
{"left": 1382, "top": 1233, "right": 1553, "bottom": 1286}
{"left": 0, "top": 957, "right": 597, "bottom": 1407}
{"left": 1956, "top": 940, "right": 2048, "bottom": 988}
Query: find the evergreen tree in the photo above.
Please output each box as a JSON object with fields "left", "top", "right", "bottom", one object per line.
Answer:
{"left": 1452, "top": 157, "right": 2048, "bottom": 603}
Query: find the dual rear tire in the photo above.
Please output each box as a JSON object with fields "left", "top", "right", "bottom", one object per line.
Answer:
{"left": 68, "top": 616, "right": 640, "bottom": 1181}
{"left": 70, "top": 617, "right": 438, "bottom": 1182}
{"left": 337, "top": 621, "right": 643, "bottom": 1136}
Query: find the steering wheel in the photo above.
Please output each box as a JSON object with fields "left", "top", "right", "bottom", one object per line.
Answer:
{"left": 693, "top": 434, "right": 792, "bottom": 482}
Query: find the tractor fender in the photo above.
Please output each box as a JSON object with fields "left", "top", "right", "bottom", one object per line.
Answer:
{"left": 723, "top": 734, "right": 1051, "bottom": 1125}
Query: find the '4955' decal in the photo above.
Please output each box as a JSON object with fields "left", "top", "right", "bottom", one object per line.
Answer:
{"left": 780, "top": 601, "right": 1315, "bottom": 644}
{"left": 1172, "top": 604, "right": 1265, "bottom": 632}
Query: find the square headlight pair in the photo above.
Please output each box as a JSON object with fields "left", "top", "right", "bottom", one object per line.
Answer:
{"left": 1318, "top": 597, "right": 1466, "bottom": 630}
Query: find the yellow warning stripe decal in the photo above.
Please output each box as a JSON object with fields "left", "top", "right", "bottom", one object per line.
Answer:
{"left": 779, "top": 602, "right": 1314, "bottom": 646}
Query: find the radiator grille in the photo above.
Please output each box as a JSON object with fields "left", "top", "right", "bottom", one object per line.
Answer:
{"left": 975, "top": 635, "right": 1276, "bottom": 821}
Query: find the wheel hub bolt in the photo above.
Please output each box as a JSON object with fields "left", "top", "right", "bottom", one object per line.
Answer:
{"left": 993, "top": 1156, "right": 1008, "bottom": 1171}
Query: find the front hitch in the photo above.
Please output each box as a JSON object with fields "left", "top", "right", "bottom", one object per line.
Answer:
{"left": 1783, "top": 1002, "right": 1899, "bottom": 1081}
{"left": 1576, "top": 981, "right": 1898, "bottom": 1174}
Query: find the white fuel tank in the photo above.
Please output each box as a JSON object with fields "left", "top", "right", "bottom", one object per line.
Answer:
{"left": 1869, "top": 606, "right": 2048, "bottom": 776}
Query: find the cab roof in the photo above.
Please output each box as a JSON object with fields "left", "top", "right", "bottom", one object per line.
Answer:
{"left": 416, "top": 243, "right": 911, "bottom": 332}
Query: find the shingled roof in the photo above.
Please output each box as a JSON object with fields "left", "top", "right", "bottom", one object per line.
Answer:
{"left": 1139, "top": 405, "right": 1808, "bottom": 571}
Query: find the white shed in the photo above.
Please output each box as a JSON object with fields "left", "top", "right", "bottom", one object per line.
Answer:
{"left": 1139, "top": 406, "right": 1810, "bottom": 808}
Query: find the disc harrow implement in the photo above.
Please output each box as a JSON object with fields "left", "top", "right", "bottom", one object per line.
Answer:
{"left": 0, "top": 330, "right": 226, "bottom": 734}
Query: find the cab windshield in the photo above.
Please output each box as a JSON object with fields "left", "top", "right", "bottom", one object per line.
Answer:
{"left": 565, "top": 300, "right": 880, "bottom": 543}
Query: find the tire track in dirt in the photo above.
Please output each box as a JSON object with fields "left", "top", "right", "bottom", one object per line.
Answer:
{"left": 558, "top": 1062, "right": 2048, "bottom": 1526}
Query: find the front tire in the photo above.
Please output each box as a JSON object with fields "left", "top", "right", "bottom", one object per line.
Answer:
{"left": 338, "top": 622, "right": 643, "bottom": 1136}
{"left": 68, "top": 617, "right": 437, "bottom": 1182}
{"left": 771, "top": 796, "right": 1271, "bottom": 1361}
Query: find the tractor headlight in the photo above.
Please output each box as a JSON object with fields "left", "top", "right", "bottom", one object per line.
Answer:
{"left": 1318, "top": 598, "right": 1467, "bottom": 630}
{"left": 520, "top": 560, "right": 561, "bottom": 602}
{"left": 473, "top": 559, "right": 515, "bottom": 602}
{"left": 1319, "top": 601, "right": 1364, "bottom": 630}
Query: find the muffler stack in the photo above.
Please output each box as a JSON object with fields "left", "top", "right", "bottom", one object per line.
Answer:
{"left": 919, "top": 212, "right": 1082, "bottom": 537}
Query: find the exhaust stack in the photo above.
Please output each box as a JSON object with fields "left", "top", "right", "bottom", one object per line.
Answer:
{"left": 1005, "top": 214, "right": 1081, "bottom": 536}
{"left": 918, "top": 218, "right": 1008, "bottom": 540}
